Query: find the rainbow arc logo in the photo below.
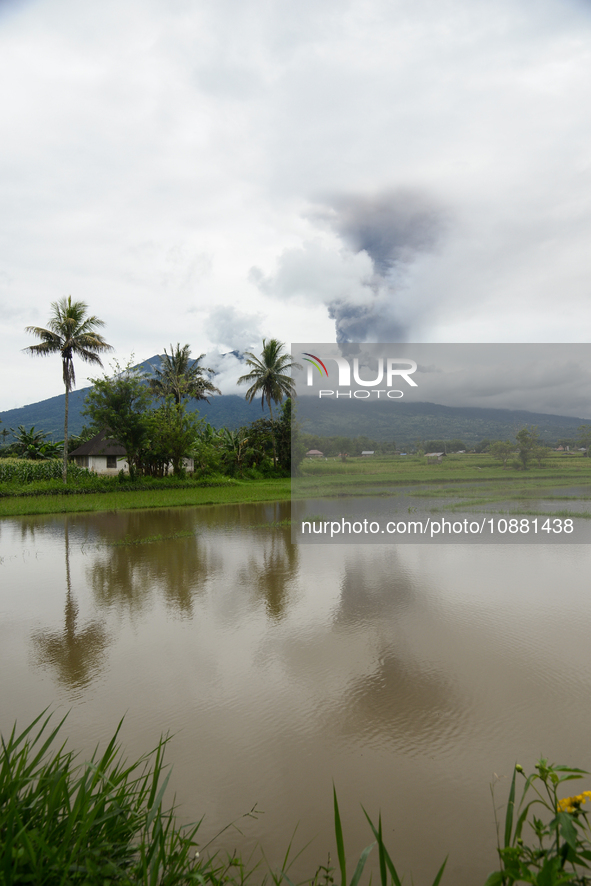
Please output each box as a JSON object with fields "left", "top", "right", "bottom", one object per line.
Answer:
{"left": 303, "top": 353, "right": 329, "bottom": 377}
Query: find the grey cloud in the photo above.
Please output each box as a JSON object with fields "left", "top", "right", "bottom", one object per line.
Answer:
{"left": 307, "top": 189, "right": 447, "bottom": 342}
{"left": 310, "top": 190, "right": 446, "bottom": 276}
{"left": 328, "top": 299, "right": 407, "bottom": 344}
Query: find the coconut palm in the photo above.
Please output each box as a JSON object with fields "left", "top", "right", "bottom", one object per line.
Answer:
{"left": 24, "top": 297, "right": 113, "bottom": 482}
{"left": 237, "top": 339, "right": 301, "bottom": 468}
{"left": 149, "top": 343, "right": 220, "bottom": 405}
{"left": 237, "top": 339, "right": 301, "bottom": 420}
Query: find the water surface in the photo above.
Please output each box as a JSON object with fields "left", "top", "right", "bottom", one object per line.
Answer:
{"left": 1, "top": 503, "right": 591, "bottom": 884}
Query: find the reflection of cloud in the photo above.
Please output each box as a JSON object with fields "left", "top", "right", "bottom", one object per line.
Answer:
{"left": 335, "top": 556, "right": 415, "bottom": 626}
{"left": 328, "top": 550, "right": 468, "bottom": 752}
{"left": 339, "top": 650, "right": 468, "bottom": 753}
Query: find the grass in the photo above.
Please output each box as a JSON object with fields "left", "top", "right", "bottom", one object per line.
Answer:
{"left": 295, "top": 453, "right": 591, "bottom": 514}
{"left": 1, "top": 711, "right": 447, "bottom": 886}
{"left": 0, "top": 478, "right": 292, "bottom": 517}
{"left": 6, "top": 712, "right": 590, "bottom": 885}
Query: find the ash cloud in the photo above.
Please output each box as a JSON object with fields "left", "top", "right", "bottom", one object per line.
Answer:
{"left": 309, "top": 189, "right": 447, "bottom": 342}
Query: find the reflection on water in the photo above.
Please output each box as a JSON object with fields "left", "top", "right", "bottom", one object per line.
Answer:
{"left": 32, "top": 520, "right": 110, "bottom": 691}
{"left": 2, "top": 503, "right": 591, "bottom": 885}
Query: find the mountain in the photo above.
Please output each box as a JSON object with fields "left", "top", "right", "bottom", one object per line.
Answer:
{"left": 0, "top": 355, "right": 271, "bottom": 441}
{"left": 2, "top": 355, "right": 590, "bottom": 446}
{"left": 295, "top": 397, "right": 591, "bottom": 447}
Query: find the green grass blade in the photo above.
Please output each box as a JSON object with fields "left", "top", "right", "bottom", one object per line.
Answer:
{"left": 504, "top": 766, "right": 517, "bottom": 847}
{"left": 362, "top": 807, "right": 403, "bottom": 886}
{"left": 430, "top": 855, "right": 448, "bottom": 886}
{"left": 333, "top": 785, "right": 347, "bottom": 886}
{"left": 350, "top": 843, "right": 374, "bottom": 886}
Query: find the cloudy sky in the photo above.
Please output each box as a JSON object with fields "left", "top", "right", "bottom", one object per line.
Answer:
{"left": 1, "top": 0, "right": 591, "bottom": 411}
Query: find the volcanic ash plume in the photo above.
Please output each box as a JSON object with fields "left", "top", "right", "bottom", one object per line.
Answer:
{"left": 309, "top": 189, "right": 447, "bottom": 342}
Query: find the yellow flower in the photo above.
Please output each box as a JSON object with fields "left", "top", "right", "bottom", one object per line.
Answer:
{"left": 557, "top": 791, "right": 591, "bottom": 813}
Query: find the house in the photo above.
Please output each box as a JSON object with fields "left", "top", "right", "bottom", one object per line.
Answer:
{"left": 425, "top": 452, "right": 445, "bottom": 462}
{"left": 70, "top": 430, "right": 194, "bottom": 474}
{"left": 361, "top": 451, "right": 375, "bottom": 456}
{"left": 70, "top": 430, "right": 129, "bottom": 473}
{"left": 306, "top": 449, "right": 324, "bottom": 457}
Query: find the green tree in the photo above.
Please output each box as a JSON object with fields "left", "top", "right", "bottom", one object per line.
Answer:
{"left": 149, "top": 344, "right": 220, "bottom": 405}
{"left": 474, "top": 438, "right": 491, "bottom": 453}
{"left": 83, "top": 359, "right": 152, "bottom": 479}
{"left": 12, "top": 425, "right": 63, "bottom": 460}
{"left": 237, "top": 339, "right": 302, "bottom": 467}
{"left": 490, "top": 440, "right": 514, "bottom": 469}
{"left": 145, "top": 400, "right": 203, "bottom": 476}
{"left": 24, "top": 297, "right": 113, "bottom": 482}
{"left": 237, "top": 339, "right": 301, "bottom": 419}
{"left": 515, "top": 426, "right": 547, "bottom": 470}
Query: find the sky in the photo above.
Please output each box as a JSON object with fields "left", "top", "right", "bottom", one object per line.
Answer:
{"left": 1, "top": 0, "right": 591, "bottom": 411}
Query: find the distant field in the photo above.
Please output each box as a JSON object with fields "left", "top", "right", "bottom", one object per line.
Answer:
{"left": 295, "top": 451, "right": 591, "bottom": 514}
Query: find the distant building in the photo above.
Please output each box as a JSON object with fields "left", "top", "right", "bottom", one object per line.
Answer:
{"left": 306, "top": 449, "right": 324, "bottom": 457}
{"left": 425, "top": 452, "right": 445, "bottom": 462}
{"left": 361, "top": 451, "right": 375, "bottom": 456}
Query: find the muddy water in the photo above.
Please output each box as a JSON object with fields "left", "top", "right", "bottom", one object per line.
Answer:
{"left": 2, "top": 503, "right": 591, "bottom": 884}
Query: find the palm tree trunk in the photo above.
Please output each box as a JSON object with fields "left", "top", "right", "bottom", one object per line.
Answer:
{"left": 267, "top": 397, "right": 277, "bottom": 469}
{"left": 63, "top": 386, "right": 68, "bottom": 484}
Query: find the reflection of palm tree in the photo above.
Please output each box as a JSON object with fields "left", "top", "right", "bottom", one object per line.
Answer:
{"left": 23, "top": 298, "right": 113, "bottom": 482}
{"left": 150, "top": 343, "right": 220, "bottom": 405}
{"left": 32, "top": 518, "right": 109, "bottom": 692}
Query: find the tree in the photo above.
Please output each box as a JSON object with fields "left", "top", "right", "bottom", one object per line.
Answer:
{"left": 145, "top": 400, "right": 203, "bottom": 476}
{"left": 12, "top": 425, "right": 63, "bottom": 460}
{"left": 24, "top": 297, "right": 113, "bottom": 482}
{"left": 490, "top": 440, "right": 514, "bottom": 469}
{"left": 83, "top": 359, "right": 152, "bottom": 480}
{"left": 237, "top": 339, "right": 301, "bottom": 420}
{"left": 149, "top": 344, "right": 220, "bottom": 405}
{"left": 237, "top": 339, "right": 302, "bottom": 468}
{"left": 515, "top": 426, "right": 547, "bottom": 470}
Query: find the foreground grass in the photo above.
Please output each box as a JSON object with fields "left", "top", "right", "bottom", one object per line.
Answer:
{"left": 3, "top": 712, "right": 591, "bottom": 885}
{"left": 0, "top": 478, "right": 291, "bottom": 517}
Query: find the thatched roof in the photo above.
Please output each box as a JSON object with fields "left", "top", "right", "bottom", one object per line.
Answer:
{"left": 69, "top": 430, "right": 126, "bottom": 457}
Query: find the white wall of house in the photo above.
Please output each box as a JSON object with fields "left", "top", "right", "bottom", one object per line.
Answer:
{"left": 74, "top": 455, "right": 194, "bottom": 474}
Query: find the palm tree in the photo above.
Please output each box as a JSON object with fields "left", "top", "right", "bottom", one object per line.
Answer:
{"left": 24, "top": 297, "right": 113, "bottom": 482}
{"left": 149, "top": 344, "right": 221, "bottom": 404}
{"left": 237, "top": 339, "right": 301, "bottom": 467}
{"left": 237, "top": 339, "right": 301, "bottom": 420}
